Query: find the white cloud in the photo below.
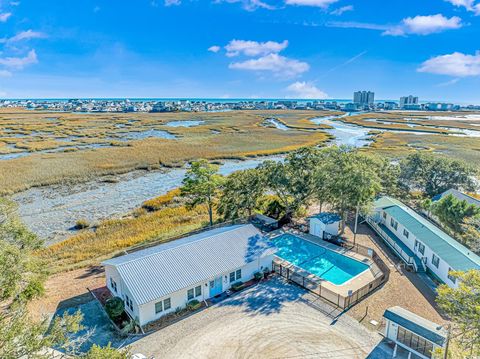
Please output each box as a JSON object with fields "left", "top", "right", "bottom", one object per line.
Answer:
{"left": 229, "top": 53, "right": 309, "bottom": 77}
{"left": 215, "top": 0, "right": 275, "bottom": 11}
{"left": 0, "top": 49, "right": 38, "bottom": 69}
{"left": 436, "top": 78, "right": 460, "bottom": 87}
{"left": 0, "top": 70, "right": 12, "bottom": 77}
{"left": 327, "top": 14, "right": 462, "bottom": 36}
{"left": 225, "top": 39, "right": 288, "bottom": 57}
{"left": 5, "top": 30, "right": 47, "bottom": 43}
{"left": 208, "top": 45, "right": 221, "bottom": 53}
{"left": 418, "top": 51, "right": 480, "bottom": 77}
{"left": 285, "top": 0, "right": 338, "bottom": 8}
{"left": 444, "top": 0, "right": 480, "bottom": 15}
{"left": 165, "top": 0, "right": 181, "bottom": 6}
{"left": 384, "top": 14, "right": 463, "bottom": 36}
{"left": 330, "top": 5, "right": 353, "bottom": 15}
{"left": 0, "top": 12, "right": 12, "bottom": 22}
{"left": 286, "top": 81, "right": 328, "bottom": 99}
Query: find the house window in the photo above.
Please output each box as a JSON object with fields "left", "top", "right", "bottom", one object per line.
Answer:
{"left": 432, "top": 254, "right": 440, "bottom": 268}
{"left": 125, "top": 295, "right": 133, "bottom": 312}
{"left": 188, "top": 286, "right": 202, "bottom": 300}
{"left": 403, "top": 229, "right": 409, "bottom": 238}
{"left": 110, "top": 277, "right": 117, "bottom": 293}
{"left": 164, "top": 298, "right": 171, "bottom": 310}
{"left": 397, "top": 326, "right": 433, "bottom": 357}
{"left": 382, "top": 211, "right": 387, "bottom": 219}
{"left": 155, "top": 301, "right": 163, "bottom": 314}
{"left": 230, "top": 269, "right": 242, "bottom": 283}
{"left": 187, "top": 288, "right": 194, "bottom": 301}
{"left": 390, "top": 218, "right": 398, "bottom": 230}
{"left": 447, "top": 269, "right": 456, "bottom": 284}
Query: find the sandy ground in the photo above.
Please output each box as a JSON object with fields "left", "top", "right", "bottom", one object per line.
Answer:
{"left": 28, "top": 266, "right": 105, "bottom": 321}
{"left": 129, "top": 277, "right": 382, "bottom": 359}
{"left": 342, "top": 221, "right": 447, "bottom": 327}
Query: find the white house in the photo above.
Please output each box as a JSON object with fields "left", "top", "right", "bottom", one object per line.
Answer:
{"left": 102, "top": 224, "right": 276, "bottom": 326}
{"left": 367, "top": 196, "right": 480, "bottom": 287}
{"left": 384, "top": 306, "right": 447, "bottom": 359}
{"left": 309, "top": 212, "right": 341, "bottom": 239}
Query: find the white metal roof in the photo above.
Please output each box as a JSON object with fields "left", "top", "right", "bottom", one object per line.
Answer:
{"left": 102, "top": 224, "right": 276, "bottom": 305}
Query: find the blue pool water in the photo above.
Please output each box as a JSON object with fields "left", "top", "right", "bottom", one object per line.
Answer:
{"left": 273, "top": 234, "right": 369, "bottom": 285}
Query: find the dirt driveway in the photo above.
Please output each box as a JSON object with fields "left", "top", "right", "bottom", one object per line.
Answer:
{"left": 129, "top": 277, "right": 382, "bottom": 359}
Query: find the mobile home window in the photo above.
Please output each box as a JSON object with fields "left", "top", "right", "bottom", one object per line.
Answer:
{"left": 390, "top": 218, "right": 398, "bottom": 230}
{"left": 235, "top": 269, "right": 242, "bottom": 280}
{"left": 194, "top": 285, "right": 202, "bottom": 297}
{"left": 229, "top": 271, "right": 236, "bottom": 283}
{"left": 230, "top": 269, "right": 242, "bottom": 282}
{"left": 418, "top": 242, "right": 425, "bottom": 255}
{"left": 164, "top": 298, "right": 171, "bottom": 310}
{"left": 155, "top": 301, "right": 163, "bottom": 314}
{"left": 431, "top": 254, "right": 440, "bottom": 268}
{"left": 447, "top": 269, "right": 456, "bottom": 284}
{"left": 382, "top": 211, "right": 387, "bottom": 219}
{"left": 403, "top": 229, "right": 409, "bottom": 238}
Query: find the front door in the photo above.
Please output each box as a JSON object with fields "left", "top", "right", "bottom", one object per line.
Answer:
{"left": 209, "top": 276, "right": 223, "bottom": 297}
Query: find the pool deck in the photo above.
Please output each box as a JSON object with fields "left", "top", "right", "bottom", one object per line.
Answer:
{"left": 270, "top": 229, "right": 377, "bottom": 298}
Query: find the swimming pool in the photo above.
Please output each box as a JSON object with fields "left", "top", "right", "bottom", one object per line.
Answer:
{"left": 273, "top": 233, "right": 369, "bottom": 285}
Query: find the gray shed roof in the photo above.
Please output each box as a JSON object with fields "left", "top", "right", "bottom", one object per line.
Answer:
{"left": 102, "top": 224, "right": 276, "bottom": 305}
{"left": 384, "top": 306, "right": 447, "bottom": 346}
{"left": 433, "top": 188, "right": 480, "bottom": 207}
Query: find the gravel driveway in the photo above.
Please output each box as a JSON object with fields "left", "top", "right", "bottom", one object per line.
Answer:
{"left": 128, "top": 277, "right": 382, "bottom": 359}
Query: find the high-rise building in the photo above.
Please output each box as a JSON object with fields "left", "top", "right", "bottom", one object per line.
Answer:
{"left": 353, "top": 91, "right": 375, "bottom": 106}
{"left": 400, "top": 95, "right": 419, "bottom": 109}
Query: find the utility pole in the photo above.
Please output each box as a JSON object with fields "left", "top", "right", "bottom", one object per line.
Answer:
{"left": 353, "top": 203, "right": 360, "bottom": 245}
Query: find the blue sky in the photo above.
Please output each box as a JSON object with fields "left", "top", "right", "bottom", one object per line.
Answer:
{"left": 1, "top": 0, "right": 480, "bottom": 102}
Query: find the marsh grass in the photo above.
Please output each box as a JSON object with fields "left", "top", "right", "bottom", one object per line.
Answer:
{"left": 0, "top": 109, "right": 330, "bottom": 194}
{"left": 40, "top": 203, "right": 210, "bottom": 273}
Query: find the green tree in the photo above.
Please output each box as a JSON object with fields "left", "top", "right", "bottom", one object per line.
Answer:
{"left": 431, "top": 194, "right": 480, "bottom": 239}
{"left": 83, "top": 343, "right": 129, "bottom": 358}
{"left": 321, "top": 147, "right": 382, "bottom": 235}
{"left": 218, "top": 169, "right": 265, "bottom": 220}
{"left": 260, "top": 147, "right": 320, "bottom": 221}
{"left": 460, "top": 216, "right": 480, "bottom": 254}
{"left": 436, "top": 270, "right": 480, "bottom": 357}
{"left": 180, "top": 159, "right": 224, "bottom": 226}
{"left": 399, "top": 152, "right": 477, "bottom": 197}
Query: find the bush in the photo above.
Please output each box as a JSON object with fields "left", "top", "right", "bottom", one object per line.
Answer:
{"left": 231, "top": 281, "right": 244, "bottom": 292}
{"left": 254, "top": 271, "right": 263, "bottom": 281}
{"left": 75, "top": 219, "right": 90, "bottom": 229}
{"left": 186, "top": 299, "right": 201, "bottom": 311}
{"left": 105, "top": 297, "right": 124, "bottom": 320}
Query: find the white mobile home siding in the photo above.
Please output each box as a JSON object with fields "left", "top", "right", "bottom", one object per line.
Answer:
{"left": 381, "top": 210, "right": 458, "bottom": 288}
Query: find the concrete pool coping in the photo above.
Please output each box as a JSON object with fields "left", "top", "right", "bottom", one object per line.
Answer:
{"left": 270, "top": 229, "right": 377, "bottom": 297}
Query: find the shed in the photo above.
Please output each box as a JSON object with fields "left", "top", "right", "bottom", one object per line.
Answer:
{"left": 309, "top": 212, "right": 341, "bottom": 239}
{"left": 384, "top": 306, "right": 447, "bottom": 359}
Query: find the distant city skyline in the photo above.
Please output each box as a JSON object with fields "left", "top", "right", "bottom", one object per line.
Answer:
{"left": 1, "top": 1, "right": 480, "bottom": 102}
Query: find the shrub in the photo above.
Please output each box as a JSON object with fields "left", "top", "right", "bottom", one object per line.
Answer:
{"left": 105, "top": 297, "right": 124, "bottom": 320}
{"left": 231, "top": 281, "right": 244, "bottom": 292}
{"left": 75, "top": 219, "right": 90, "bottom": 229}
{"left": 186, "top": 299, "right": 201, "bottom": 311}
{"left": 254, "top": 271, "right": 263, "bottom": 281}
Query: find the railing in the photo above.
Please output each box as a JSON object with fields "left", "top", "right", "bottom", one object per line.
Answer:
{"left": 366, "top": 217, "right": 415, "bottom": 268}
